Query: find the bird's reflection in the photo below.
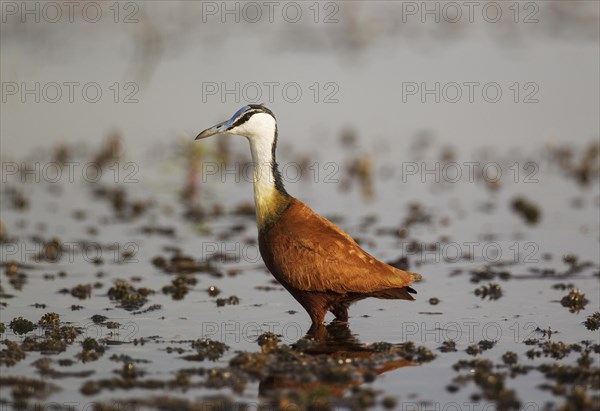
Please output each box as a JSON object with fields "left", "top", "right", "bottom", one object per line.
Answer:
{"left": 303, "top": 320, "right": 369, "bottom": 353}
{"left": 257, "top": 321, "right": 413, "bottom": 397}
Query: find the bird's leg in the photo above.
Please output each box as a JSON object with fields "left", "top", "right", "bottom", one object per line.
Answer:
{"left": 290, "top": 291, "right": 327, "bottom": 334}
{"left": 307, "top": 321, "right": 327, "bottom": 342}
{"left": 308, "top": 306, "right": 326, "bottom": 327}
{"left": 330, "top": 303, "right": 349, "bottom": 323}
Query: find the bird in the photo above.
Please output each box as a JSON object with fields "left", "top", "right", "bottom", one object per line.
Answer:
{"left": 195, "top": 105, "right": 422, "bottom": 333}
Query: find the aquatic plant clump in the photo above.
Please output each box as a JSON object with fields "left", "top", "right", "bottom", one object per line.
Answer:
{"left": 9, "top": 317, "right": 35, "bottom": 335}
{"left": 0, "top": 340, "right": 26, "bottom": 367}
{"left": 511, "top": 196, "right": 541, "bottom": 225}
{"left": 474, "top": 283, "right": 503, "bottom": 300}
{"left": 108, "top": 279, "right": 155, "bottom": 311}
{"left": 584, "top": 312, "right": 600, "bottom": 331}
{"left": 162, "top": 275, "right": 197, "bottom": 300}
{"left": 38, "top": 312, "right": 60, "bottom": 328}
{"left": 560, "top": 289, "right": 589, "bottom": 313}
{"left": 190, "top": 338, "right": 230, "bottom": 361}
{"left": 78, "top": 337, "right": 106, "bottom": 362}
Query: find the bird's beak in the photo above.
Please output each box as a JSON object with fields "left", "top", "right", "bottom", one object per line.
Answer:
{"left": 195, "top": 120, "right": 228, "bottom": 140}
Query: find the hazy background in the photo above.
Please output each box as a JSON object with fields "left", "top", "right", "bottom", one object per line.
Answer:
{"left": 1, "top": 1, "right": 598, "bottom": 161}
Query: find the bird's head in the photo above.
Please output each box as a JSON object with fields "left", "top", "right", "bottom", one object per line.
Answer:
{"left": 195, "top": 105, "right": 277, "bottom": 141}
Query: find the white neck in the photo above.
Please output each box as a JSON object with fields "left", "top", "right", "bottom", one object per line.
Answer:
{"left": 229, "top": 112, "right": 288, "bottom": 229}
{"left": 247, "top": 135, "right": 277, "bottom": 211}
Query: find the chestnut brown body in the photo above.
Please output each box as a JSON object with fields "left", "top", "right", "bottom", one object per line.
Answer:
{"left": 259, "top": 197, "right": 420, "bottom": 327}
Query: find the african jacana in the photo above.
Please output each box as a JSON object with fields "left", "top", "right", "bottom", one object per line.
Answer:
{"left": 196, "top": 105, "right": 422, "bottom": 331}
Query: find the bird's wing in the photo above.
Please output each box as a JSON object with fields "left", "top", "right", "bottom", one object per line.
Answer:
{"left": 261, "top": 199, "right": 419, "bottom": 294}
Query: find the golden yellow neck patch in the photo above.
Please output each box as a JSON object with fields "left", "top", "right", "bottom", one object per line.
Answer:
{"left": 256, "top": 189, "right": 291, "bottom": 232}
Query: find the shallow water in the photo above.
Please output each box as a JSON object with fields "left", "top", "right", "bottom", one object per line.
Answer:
{"left": 1, "top": 137, "right": 598, "bottom": 410}
{"left": 1, "top": 2, "right": 599, "bottom": 410}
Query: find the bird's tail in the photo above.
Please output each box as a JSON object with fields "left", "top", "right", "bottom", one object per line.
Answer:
{"left": 372, "top": 286, "right": 416, "bottom": 301}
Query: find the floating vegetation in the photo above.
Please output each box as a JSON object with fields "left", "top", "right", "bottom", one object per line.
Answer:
{"left": 70, "top": 283, "right": 92, "bottom": 300}
{"left": 45, "top": 325, "right": 78, "bottom": 344}
{"left": 105, "top": 321, "right": 120, "bottom": 329}
{"left": 1, "top": 139, "right": 598, "bottom": 409}
{"left": 560, "top": 289, "right": 589, "bottom": 313}
{"left": 108, "top": 279, "right": 155, "bottom": 311}
{"left": 403, "top": 202, "right": 433, "bottom": 227}
{"left": 91, "top": 185, "right": 152, "bottom": 220}
{"left": 469, "top": 266, "right": 510, "bottom": 283}
{"left": 35, "top": 238, "right": 63, "bottom": 262}
{"left": 152, "top": 253, "right": 210, "bottom": 274}
{"left": 583, "top": 312, "right": 600, "bottom": 331}
{"left": 141, "top": 224, "right": 176, "bottom": 237}
{"left": 78, "top": 337, "right": 106, "bottom": 362}
{"left": 132, "top": 304, "right": 162, "bottom": 315}
{"left": 4, "top": 186, "right": 29, "bottom": 210}
{"left": 162, "top": 275, "right": 197, "bottom": 300}
{"left": 0, "top": 340, "right": 26, "bottom": 367}
{"left": 511, "top": 196, "right": 541, "bottom": 224}
{"left": 79, "top": 369, "right": 202, "bottom": 396}
{"left": 216, "top": 295, "right": 240, "bottom": 307}
{"left": 16, "top": 315, "right": 80, "bottom": 355}
{"left": 466, "top": 340, "right": 497, "bottom": 356}
{"left": 451, "top": 358, "right": 521, "bottom": 410}
{"left": 9, "top": 317, "right": 35, "bottom": 335}
{"left": 502, "top": 351, "right": 518, "bottom": 366}
{"left": 89, "top": 395, "right": 237, "bottom": 410}
{"left": 32, "top": 357, "right": 94, "bottom": 378}
{"left": 525, "top": 340, "right": 575, "bottom": 360}
{"left": 91, "top": 314, "right": 109, "bottom": 324}
{"left": 223, "top": 335, "right": 435, "bottom": 406}
{"left": 438, "top": 340, "right": 457, "bottom": 353}
{"left": 207, "top": 285, "right": 221, "bottom": 297}
{"left": 0, "top": 376, "right": 60, "bottom": 408}
{"left": 4, "top": 261, "right": 27, "bottom": 291}
{"left": 474, "top": 283, "right": 503, "bottom": 300}
{"left": 257, "top": 332, "right": 280, "bottom": 353}
{"left": 535, "top": 341, "right": 600, "bottom": 409}
{"left": 380, "top": 341, "right": 436, "bottom": 363}
{"left": 188, "top": 338, "right": 230, "bottom": 361}
{"left": 552, "top": 282, "right": 575, "bottom": 290}
{"left": 549, "top": 141, "right": 600, "bottom": 186}
{"left": 38, "top": 312, "right": 60, "bottom": 328}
